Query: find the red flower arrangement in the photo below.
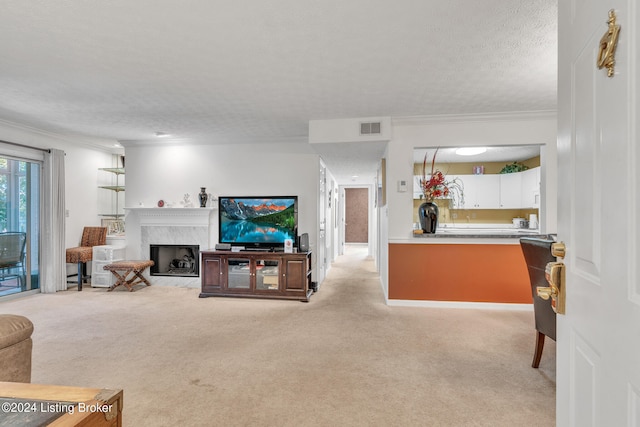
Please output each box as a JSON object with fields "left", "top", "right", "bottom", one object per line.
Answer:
{"left": 420, "top": 148, "right": 464, "bottom": 205}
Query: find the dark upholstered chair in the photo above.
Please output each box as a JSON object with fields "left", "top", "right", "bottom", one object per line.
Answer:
{"left": 520, "top": 237, "right": 557, "bottom": 368}
{"left": 66, "top": 227, "right": 107, "bottom": 291}
{"left": 0, "top": 232, "right": 27, "bottom": 288}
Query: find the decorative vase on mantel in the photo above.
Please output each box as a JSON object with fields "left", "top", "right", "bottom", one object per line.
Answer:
{"left": 418, "top": 201, "right": 439, "bottom": 233}
{"left": 198, "top": 187, "right": 208, "bottom": 208}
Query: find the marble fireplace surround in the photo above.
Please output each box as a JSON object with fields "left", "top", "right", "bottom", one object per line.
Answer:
{"left": 125, "top": 207, "right": 215, "bottom": 288}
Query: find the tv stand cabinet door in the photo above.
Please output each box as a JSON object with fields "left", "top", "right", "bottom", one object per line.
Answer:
{"left": 202, "top": 255, "right": 224, "bottom": 292}
{"left": 283, "top": 257, "right": 306, "bottom": 295}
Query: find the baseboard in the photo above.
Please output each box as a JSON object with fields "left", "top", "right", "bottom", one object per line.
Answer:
{"left": 386, "top": 299, "right": 533, "bottom": 311}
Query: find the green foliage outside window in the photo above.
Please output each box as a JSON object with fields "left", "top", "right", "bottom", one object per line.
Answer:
{"left": 0, "top": 158, "right": 29, "bottom": 232}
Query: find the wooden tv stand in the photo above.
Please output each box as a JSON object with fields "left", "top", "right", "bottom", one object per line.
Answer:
{"left": 199, "top": 250, "right": 313, "bottom": 302}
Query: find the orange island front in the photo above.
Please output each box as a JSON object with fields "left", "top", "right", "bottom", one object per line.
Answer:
{"left": 388, "top": 240, "right": 534, "bottom": 303}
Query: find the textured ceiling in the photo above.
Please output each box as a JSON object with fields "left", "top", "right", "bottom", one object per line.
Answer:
{"left": 0, "top": 0, "right": 557, "bottom": 183}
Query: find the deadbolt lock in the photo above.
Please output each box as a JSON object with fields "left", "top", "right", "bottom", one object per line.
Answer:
{"left": 551, "top": 242, "right": 566, "bottom": 259}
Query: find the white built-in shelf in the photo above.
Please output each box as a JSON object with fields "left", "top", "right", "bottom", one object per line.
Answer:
{"left": 99, "top": 167, "right": 125, "bottom": 218}
{"left": 98, "top": 185, "right": 125, "bottom": 192}
{"left": 98, "top": 167, "right": 125, "bottom": 175}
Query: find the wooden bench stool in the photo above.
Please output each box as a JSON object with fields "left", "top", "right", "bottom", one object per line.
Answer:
{"left": 103, "top": 260, "right": 154, "bottom": 292}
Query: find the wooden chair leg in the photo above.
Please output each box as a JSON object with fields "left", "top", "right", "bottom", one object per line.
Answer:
{"left": 134, "top": 270, "right": 152, "bottom": 287}
{"left": 77, "top": 262, "right": 83, "bottom": 291}
{"left": 532, "top": 330, "right": 545, "bottom": 368}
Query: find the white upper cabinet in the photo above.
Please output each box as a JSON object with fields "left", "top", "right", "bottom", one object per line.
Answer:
{"left": 413, "top": 166, "right": 540, "bottom": 209}
{"left": 499, "top": 172, "right": 522, "bottom": 208}
{"left": 520, "top": 167, "right": 541, "bottom": 208}
{"left": 452, "top": 174, "right": 500, "bottom": 209}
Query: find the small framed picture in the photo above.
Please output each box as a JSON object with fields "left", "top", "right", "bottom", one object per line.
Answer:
{"left": 101, "top": 218, "right": 125, "bottom": 236}
{"left": 284, "top": 239, "right": 293, "bottom": 253}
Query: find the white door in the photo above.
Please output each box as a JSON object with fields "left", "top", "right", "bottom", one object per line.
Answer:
{"left": 557, "top": 3, "right": 639, "bottom": 426}
{"left": 317, "top": 162, "right": 326, "bottom": 284}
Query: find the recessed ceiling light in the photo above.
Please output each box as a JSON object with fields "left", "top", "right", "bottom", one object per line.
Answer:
{"left": 455, "top": 147, "right": 487, "bottom": 156}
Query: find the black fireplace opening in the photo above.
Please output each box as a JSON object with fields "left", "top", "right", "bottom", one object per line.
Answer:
{"left": 150, "top": 244, "right": 199, "bottom": 277}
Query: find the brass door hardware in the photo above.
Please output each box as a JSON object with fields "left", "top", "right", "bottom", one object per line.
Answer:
{"left": 597, "top": 9, "right": 620, "bottom": 77}
{"left": 551, "top": 242, "right": 566, "bottom": 258}
{"left": 537, "top": 241, "right": 566, "bottom": 315}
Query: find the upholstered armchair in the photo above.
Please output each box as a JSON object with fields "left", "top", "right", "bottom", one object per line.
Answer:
{"left": 0, "top": 314, "right": 33, "bottom": 383}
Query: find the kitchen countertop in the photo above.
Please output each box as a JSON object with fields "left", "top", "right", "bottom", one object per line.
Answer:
{"left": 412, "top": 225, "right": 554, "bottom": 239}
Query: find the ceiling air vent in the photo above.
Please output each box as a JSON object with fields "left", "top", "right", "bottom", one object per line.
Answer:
{"left": 360, "top": 121, "right": 381, "bottom": 135}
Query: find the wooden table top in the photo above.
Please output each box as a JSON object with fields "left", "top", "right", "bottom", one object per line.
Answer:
{"left": 0, "top": 382, "right": 123, "bottom": 427}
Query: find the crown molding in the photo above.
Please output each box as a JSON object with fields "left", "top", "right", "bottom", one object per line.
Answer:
{"left": 119, "top": 134, "right": 308, "bottom": 148}
{"left": 392, "top": 110, "right": 557, "bottom": 126}
{"left": 0, "top": 119, "right": 122, "bottom": 153}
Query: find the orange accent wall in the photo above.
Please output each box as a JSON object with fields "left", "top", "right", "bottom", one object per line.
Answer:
{"left": 389, "top": 243, "right": 531, "bottom": 303}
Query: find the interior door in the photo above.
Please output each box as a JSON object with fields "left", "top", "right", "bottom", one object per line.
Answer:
{"left": 344, "top": 188, "right": 369, "bottom": 243}
{"left": 557, "top": 3, "right": 639, "bottom": 425}
{"left": 317, "top": 163, "right": 326, "bottom": 283}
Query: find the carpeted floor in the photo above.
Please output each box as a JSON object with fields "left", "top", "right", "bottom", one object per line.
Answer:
{"left": 0, "top": 245, "right": 555, "bottom": 426}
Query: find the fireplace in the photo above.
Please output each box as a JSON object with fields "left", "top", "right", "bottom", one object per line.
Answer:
{"left": 150, "top": 244, "right": 200, "bottom": 277}
{"left": 125, "top": 207, "right": 214, "bottom": 287}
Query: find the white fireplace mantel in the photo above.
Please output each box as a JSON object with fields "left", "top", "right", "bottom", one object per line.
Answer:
{"left": 125, "top": 207, "right": 214, "bottom": 227}
{"left": 125, "top": 207, "right": 215, "bottom": 288}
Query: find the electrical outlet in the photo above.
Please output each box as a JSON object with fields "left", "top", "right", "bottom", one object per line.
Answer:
{"left": 471, "top": 213, "right": 477, "bottom": 219}
{"left": 452, "top": 213, "right": 458, "bottom": 219}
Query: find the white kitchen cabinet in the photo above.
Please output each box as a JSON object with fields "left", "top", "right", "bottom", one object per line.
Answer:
{"left": 452, "top": 174, "right": 500, "bottom": 209}
{"left": 499, "top": 172, "right": 522, "bottom": 208}
{"left": 414, "top": 168, "right": 540, "bottom": 209}
{"left": 521, "top": 167, "right": 541, "bottom": 208}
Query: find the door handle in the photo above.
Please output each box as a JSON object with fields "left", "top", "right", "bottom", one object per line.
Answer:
{"left": 536, "top": 241, "right": 566, "bottom": 315}
{"left": 597, "top": 9, "right": 620, "bottom": 77}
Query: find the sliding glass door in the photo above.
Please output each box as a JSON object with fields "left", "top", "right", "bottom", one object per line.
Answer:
{"left": 0, "top": 157, "right": 40, "bottom": 296}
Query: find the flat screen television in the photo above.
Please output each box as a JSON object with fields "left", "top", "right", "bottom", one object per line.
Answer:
{"left": 218, "top": 196, "right": 298, "bottom": 250}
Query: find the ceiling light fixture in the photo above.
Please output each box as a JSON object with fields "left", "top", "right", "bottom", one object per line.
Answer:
{"left": 455, "top": 147, "right": 487, "bottom": 156}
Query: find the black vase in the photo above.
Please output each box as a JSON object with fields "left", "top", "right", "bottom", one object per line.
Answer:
{"left": 198, "top": 187, "right": 208, "bottom": 208}
{"left": 418, "top": 201, "right": 439, "bottom": 233}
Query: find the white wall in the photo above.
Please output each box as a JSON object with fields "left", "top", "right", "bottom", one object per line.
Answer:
{"left": 123, "top": 142, "right": 321, "bottom": 278}
{"left": 0, "top": 121, "right": 119, "bottom": 257}
{"left": 386, "top": 113, "right": 558, "bottom": 240}
{"left": 65, "top": 149, "right": 122, "bottom": 243}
